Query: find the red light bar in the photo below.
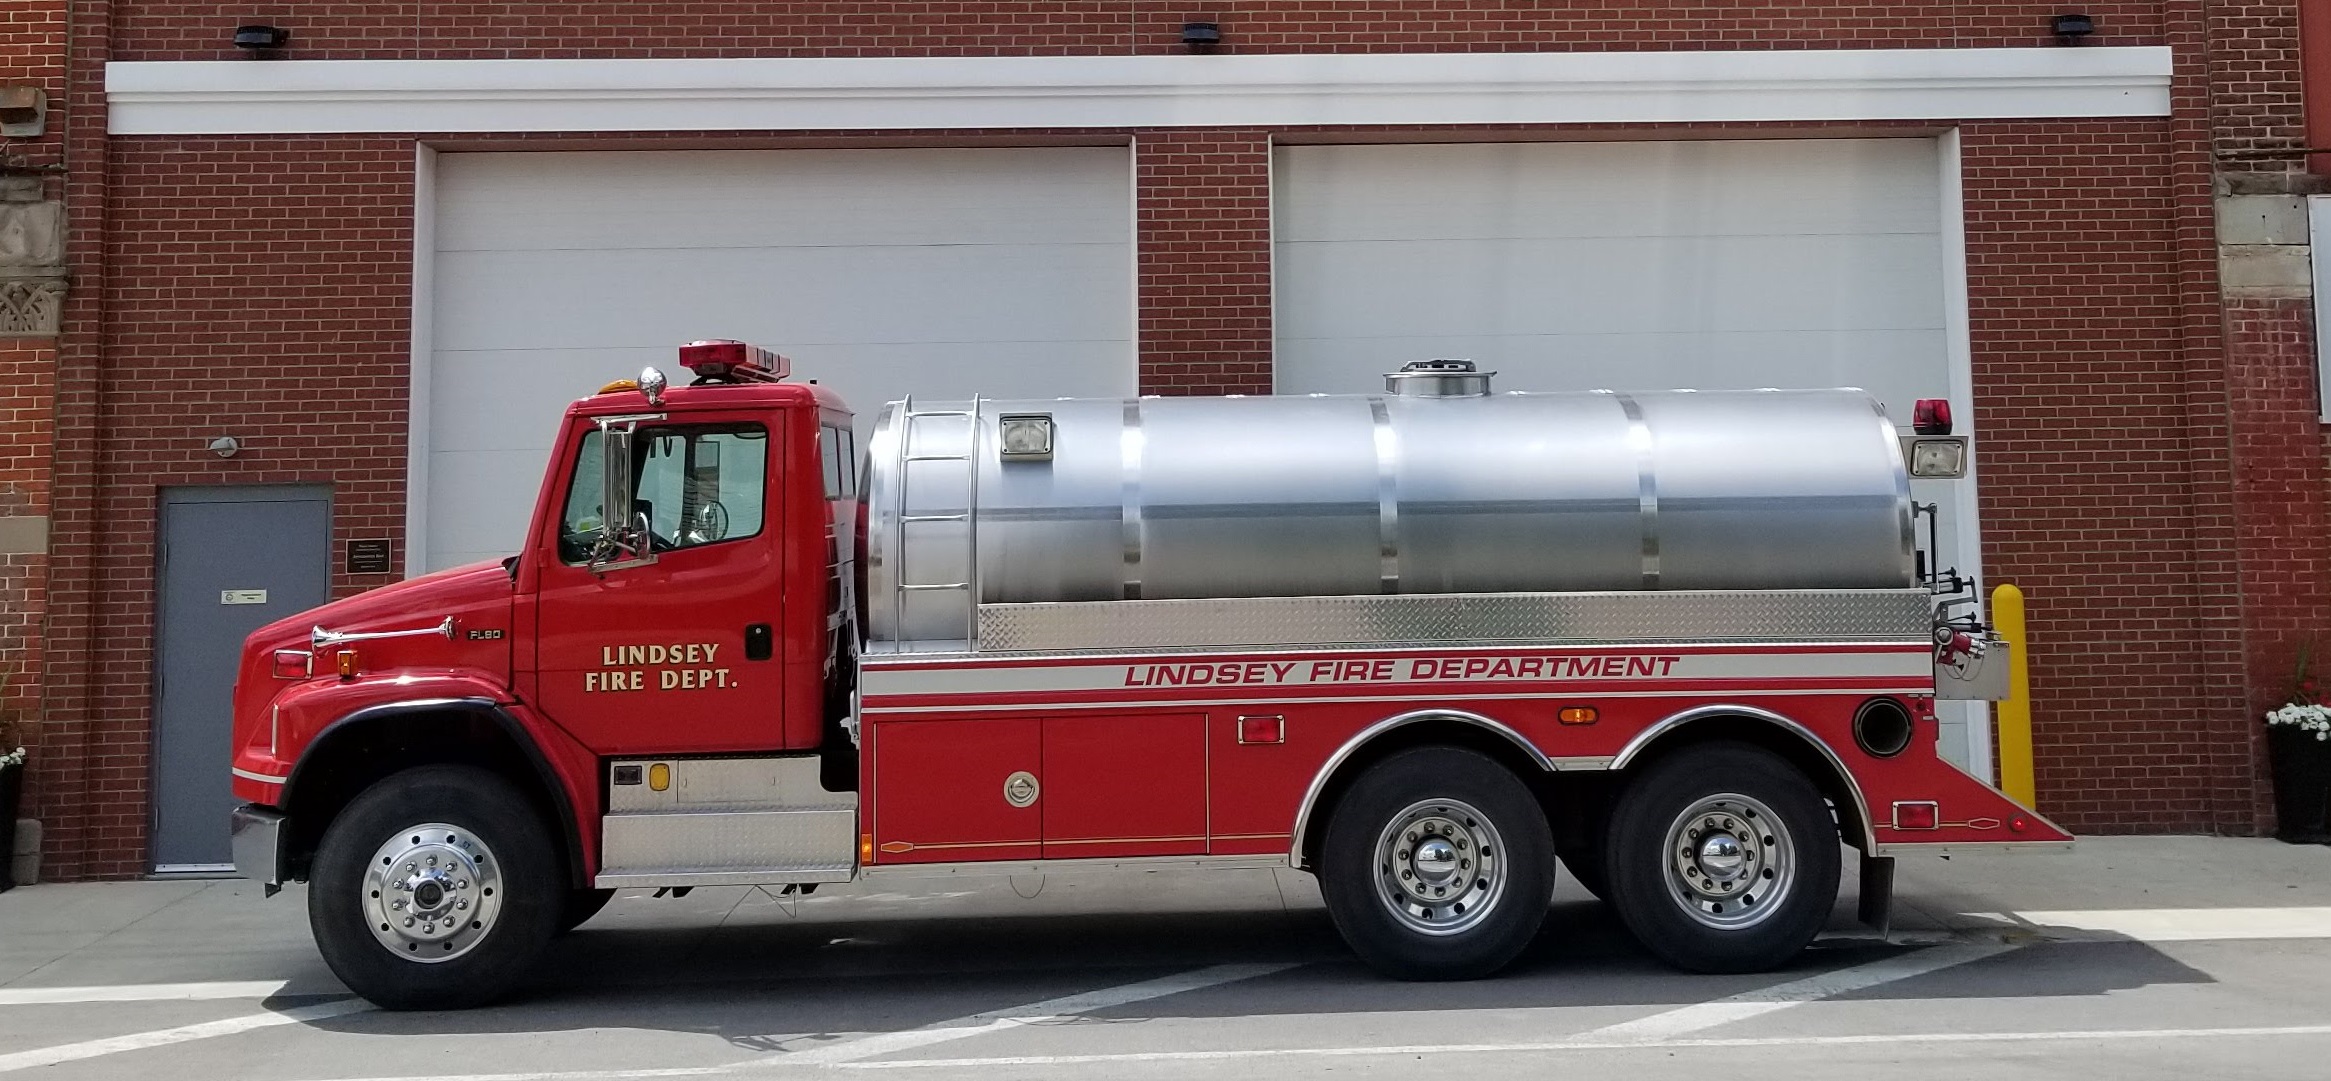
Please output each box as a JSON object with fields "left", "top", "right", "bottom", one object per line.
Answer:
{"left": 677, "top": 339, "right": 791, "bottom": 383}
{"left": 1912, "top": 398, "right": 1954, "bottom": 436}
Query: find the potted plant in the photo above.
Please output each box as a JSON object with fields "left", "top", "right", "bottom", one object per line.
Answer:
{"left": 2267, "top": 643, "right": 2331, "bottom": 843}
{"left": 0, "top": 682, "right": 22, "bottom": 892}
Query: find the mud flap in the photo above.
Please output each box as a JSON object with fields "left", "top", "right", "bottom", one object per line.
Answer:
{"left": 1857, "top": 853, "right": 1895, "bottom": 938}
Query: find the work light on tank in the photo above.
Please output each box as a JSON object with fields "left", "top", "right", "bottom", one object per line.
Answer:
{"left": 997, "top": 413, "right": 1054, "bottom": 461}
{"left": 1907, "top": 438, "right": 1966, "bottom": 479}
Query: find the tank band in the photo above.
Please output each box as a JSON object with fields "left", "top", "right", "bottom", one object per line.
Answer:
{"left": 1614, "top": 393, "right": 1661, "bottom": 590}
{"left": 1120, "top": 399, "right": 1145, "bottom": 601}
{"left": 1369, "top": 397, "right": 1401, "bottom": 594}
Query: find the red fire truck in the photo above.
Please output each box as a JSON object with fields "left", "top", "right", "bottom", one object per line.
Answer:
{"left": 226, "top": 343, "right": 2064, "bottom": 1010}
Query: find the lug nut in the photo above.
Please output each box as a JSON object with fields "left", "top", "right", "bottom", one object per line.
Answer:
{"left": 403, "top": 917, "right": 415, "bottom": 928}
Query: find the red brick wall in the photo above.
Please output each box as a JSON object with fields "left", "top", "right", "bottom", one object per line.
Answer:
{"left": 105, "top": 2, "right": 2169, "bottom": 60}
{"left": 1958, "top": 119, "right": 2254, "bottom": 832}
{"left": 0, "top": 343, "right": 52, "bottom": 759}
{"left": 1137, "top": 129, "right": 1273, "bottom": 395}
{"left": 1, "top": 0, "right": 64, "bottom": 846}
{"left": 2209, "top": 0, "right": 2308, "bottom": 178}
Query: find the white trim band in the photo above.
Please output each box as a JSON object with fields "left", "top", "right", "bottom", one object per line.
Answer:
{"left": 230, "top": 767, "right": 288, "bottom": 785}
{"left": 106, "top": 47, "right": 2172, "bottom": 136}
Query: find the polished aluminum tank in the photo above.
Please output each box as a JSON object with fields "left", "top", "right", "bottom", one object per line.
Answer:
{"left": 863, "top": 380, "right": 1913, "bottom": 644}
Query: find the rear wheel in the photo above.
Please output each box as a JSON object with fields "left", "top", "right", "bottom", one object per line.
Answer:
{"left": 1318, "top": 747, "right": 1556, "bottom": 980}
{"left": 308, "top": 765, "right": 563, "bottom": 1010}
{"left": 1602, "top": 742, "right": 1840, "bottom": 973}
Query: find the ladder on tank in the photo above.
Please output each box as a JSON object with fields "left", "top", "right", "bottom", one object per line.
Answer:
{"left": 891, "top": 395, "right": 982, "bottom": 645}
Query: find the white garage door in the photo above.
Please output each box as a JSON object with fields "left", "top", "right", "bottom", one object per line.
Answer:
{"left": 421, "top": 146, "right": 1134, "bottom": 571}
{"left": 1274, "top": 137, "right": 1990, "bottom": 774}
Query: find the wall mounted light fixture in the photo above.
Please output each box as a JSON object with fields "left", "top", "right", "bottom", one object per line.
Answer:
{"left": 2052, "top": 14, "right": 2094, "bottom": 43}
{"left": 1182, "top": 22, "right": 1221, "bottom": 52}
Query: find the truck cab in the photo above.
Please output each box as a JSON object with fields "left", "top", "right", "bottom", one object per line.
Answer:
{"left": 226, "top": 342, "right": 859, "bottom": 1007}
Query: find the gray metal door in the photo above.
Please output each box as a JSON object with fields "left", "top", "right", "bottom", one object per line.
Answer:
{"left": 154, "top": 487, "right": 331, "bottom": 870}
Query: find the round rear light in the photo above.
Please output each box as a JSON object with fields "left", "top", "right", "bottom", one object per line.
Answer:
{"left": 1853, "top": 697, "right": 1914, "bottom": 759}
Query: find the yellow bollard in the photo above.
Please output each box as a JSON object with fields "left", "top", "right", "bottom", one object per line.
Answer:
{"left": 1991, "top": 583, "right": 2036, "bottom": 807}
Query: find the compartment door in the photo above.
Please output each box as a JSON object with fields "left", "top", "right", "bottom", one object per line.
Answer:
{"left": 870, "top": 718, "right": 1041, "bottom": 864}
{"left": 1041, "top": 712, "right": 1207, "bottom": 860}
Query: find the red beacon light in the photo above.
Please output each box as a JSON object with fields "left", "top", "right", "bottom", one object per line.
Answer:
{"left": 1912, "top": 398, "right": 1954, "bottom": 436}
{"left": 677, "top": 339, "right": 791, "bottom": 384}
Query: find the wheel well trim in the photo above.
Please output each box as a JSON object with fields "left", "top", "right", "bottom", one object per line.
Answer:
{"left": 1286, "top": 707, "right": 1554, "bottom": 866}
{"left": 1611, "top": 703, "right": 1877, "bottom": 851}
{"left": 283, "top": 696, "right": 588, "bottom": 887}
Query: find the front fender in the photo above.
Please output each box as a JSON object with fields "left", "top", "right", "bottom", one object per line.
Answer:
{"left": 232, "top": 669, "right": 513, "bottom": 803}
{"left": 241, "top": 672, "right": 605, "bottom": 887}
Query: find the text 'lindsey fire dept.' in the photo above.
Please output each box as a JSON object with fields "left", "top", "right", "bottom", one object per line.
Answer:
{"left": 586, "top": 642, "right": 733, "bottom": 692}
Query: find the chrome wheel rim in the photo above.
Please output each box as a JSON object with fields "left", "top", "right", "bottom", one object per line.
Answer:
{"left": 1371, "top": 798, "right": 1506, "bottom": 936}
{"left": 1662, "top": 794, "right": 1793, "bottom": 930}
{"left": 362, "top": 822, "right": 503, "bottom": 963}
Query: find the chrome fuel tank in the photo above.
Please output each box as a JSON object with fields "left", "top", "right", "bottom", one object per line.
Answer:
{"left": 864, "top": 385, "right": 1912, "bottom": 644}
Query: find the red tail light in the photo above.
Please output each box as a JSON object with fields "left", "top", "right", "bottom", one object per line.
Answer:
{"left": 272, "top": 649, "right": 311, "bottom": 679}
{"left": 1912, "top": 398, "right": 1954, "bottom": 436}
{"left": 1892, "top": 801, "right": 1940, "bottom": 830}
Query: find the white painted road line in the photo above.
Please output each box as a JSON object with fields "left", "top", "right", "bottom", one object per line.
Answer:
{"left": 0, "top": 998, "right": 371, "bottom": 1073}
{"left": 1575, "top": 939, "right": 2019, "bottom": 1042}
{"left": 2005, "top": 906, "right": 2331, "bottom": 941}
{"left": 0, "top": 979, "right": 295, "bottom": 1005}
{"left": 780, "top": 962, "right": 1302, "bottom": 1066}
{"left": 836, "top": 1023, "right": 2331, "bottom": 1069}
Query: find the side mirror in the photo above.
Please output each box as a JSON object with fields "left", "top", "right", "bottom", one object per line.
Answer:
{"left": 588, "top": 420, "right": 655, "bottom": 571}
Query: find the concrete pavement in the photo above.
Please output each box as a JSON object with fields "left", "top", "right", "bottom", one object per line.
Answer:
{"left": 1, "top": 836, "right": 2328, "bottom": 1079}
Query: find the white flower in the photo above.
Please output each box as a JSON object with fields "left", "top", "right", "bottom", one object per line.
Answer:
{"left": 0, "top": 745, "right": 22, "bottom": 768}
{"left": 2266, "top": 704, "right": 2331, "bottom": 741}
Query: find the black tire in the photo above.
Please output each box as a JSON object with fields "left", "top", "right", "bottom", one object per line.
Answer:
{"left": 1318, "top": 746, "right": 1557, "bottom": 980}
{"left": 1602, "top": 742, "right": 1841, "bottom": 974}
{"left": 560, "top": 888, "right": 616, "bottom": 933}
{"left": 308, "top": 765, "right": 564, "bottom": 1010}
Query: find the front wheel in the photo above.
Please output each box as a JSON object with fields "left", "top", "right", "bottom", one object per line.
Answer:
{"left": 1318, "top": 747, "right": 1556, "bottom": 980}
{"left": 308, "top": 765, "right": 564, "bottom": 1010}
{"left": 1602, "top": 742, "right": 1841, "bottom": 973}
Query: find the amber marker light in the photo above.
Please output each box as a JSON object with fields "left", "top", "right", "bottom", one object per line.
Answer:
{"left": 861, "top": 834, "right": 875, "bottom": 862}
{"left": 1558, "top": 706, "right": 1600, "bottom": 725}
{"left": 335, "top": 650, "right": 358, "bottom": 679}
{"left": 648, "top": 763, "right": 672, "bottom": 792}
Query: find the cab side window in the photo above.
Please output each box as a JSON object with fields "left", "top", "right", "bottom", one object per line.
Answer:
{"left": 559, "top": 424, "right": 769, "bottom": 564}
{"left": 819, "top": 423, "right": 858, "bottom": 499}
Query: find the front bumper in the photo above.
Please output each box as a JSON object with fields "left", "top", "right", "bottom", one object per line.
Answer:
{"left": 231, "top": 804, "right": 287, "bottom": 886}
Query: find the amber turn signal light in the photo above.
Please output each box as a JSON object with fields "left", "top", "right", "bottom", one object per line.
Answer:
{"left": 335, "top": 650, "right": 358, "bottom": 679}
{"left": 1558, "top": 706, "right": 1599, "bottom": 725}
